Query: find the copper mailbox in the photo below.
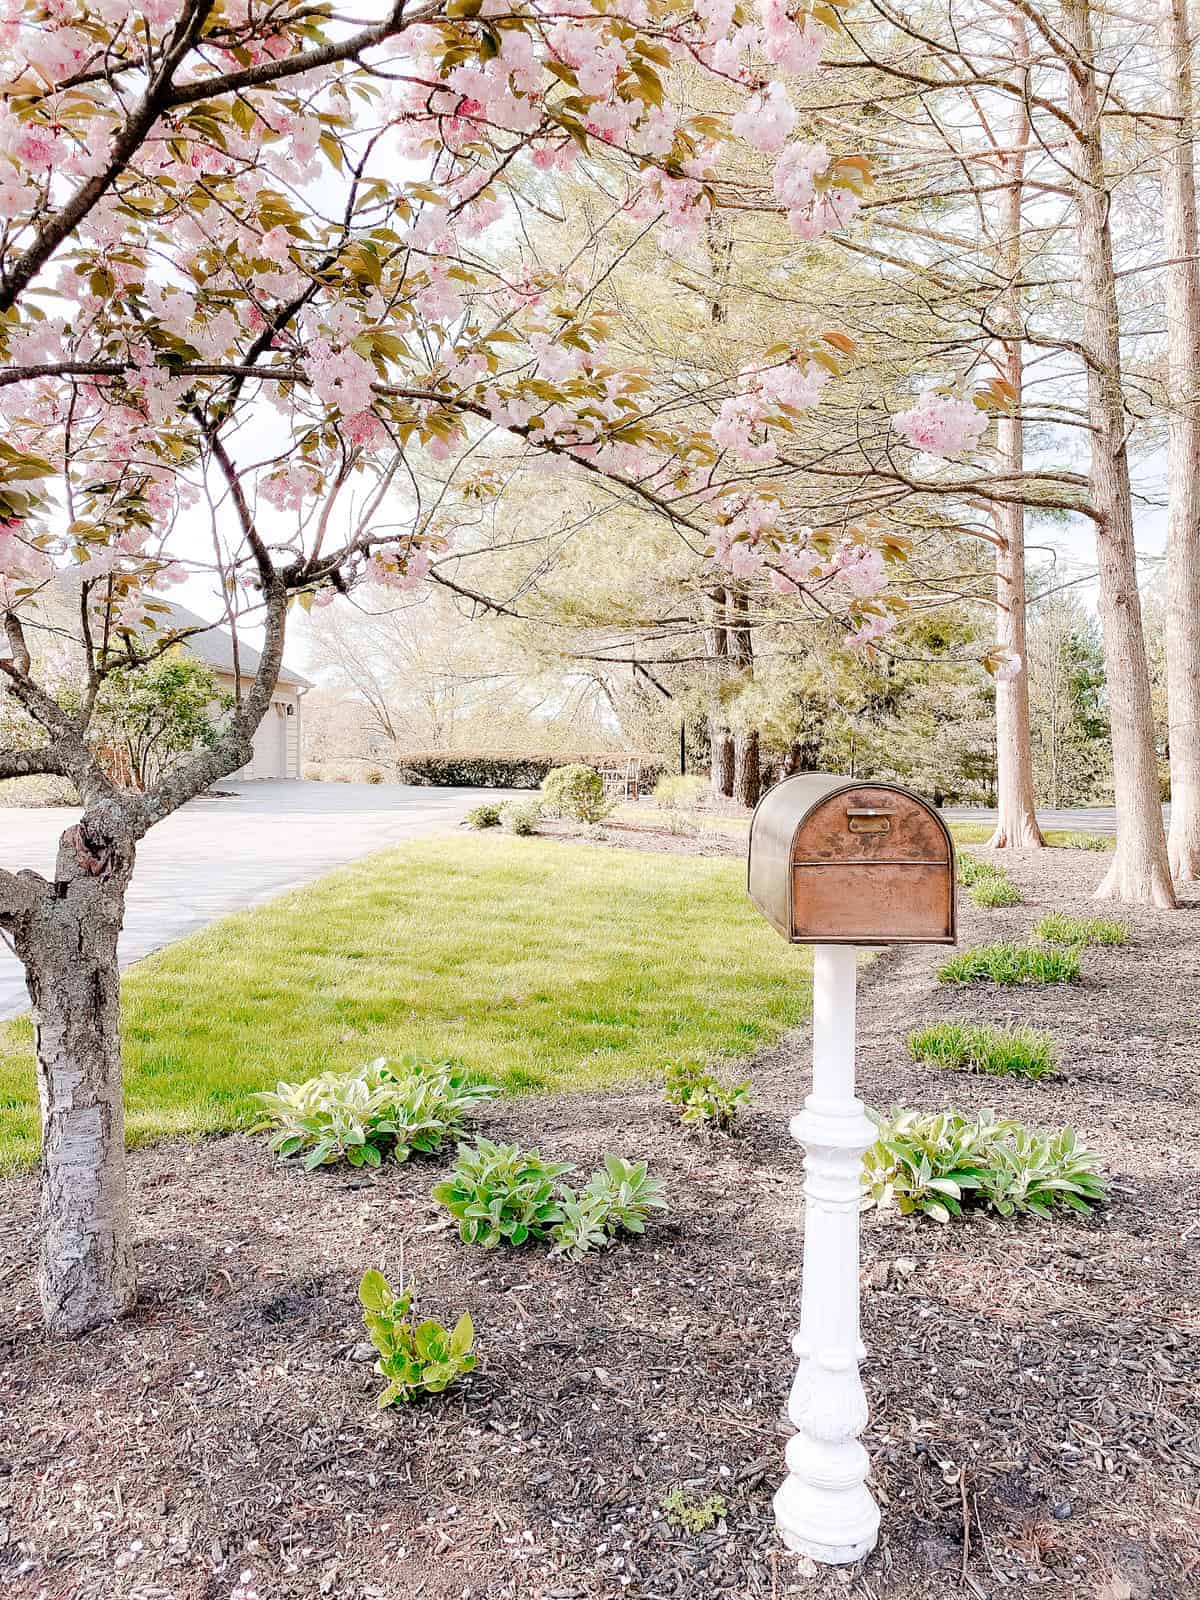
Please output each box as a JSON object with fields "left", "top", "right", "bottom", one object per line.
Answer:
{"left": 748, "top": 774, "right": 957, "bottom": 945}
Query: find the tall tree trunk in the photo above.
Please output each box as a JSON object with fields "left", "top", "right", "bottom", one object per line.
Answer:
{"left": 1063, "top": 0, "right": 1176, "bottom": 907}
{"left": 727, "top": 584, "right": 760, "bottom": 808}
{"left": 705, "top": 586, "right": 734, "bottom": 799}
{"left": 1159, "top": 0, "right": 1200, "bottom": 881}
{"left": 988, "top": 16, "right": 1045, "bottom": 851}
{"left": 733, "top": 728, "right": 761, "bottom": 807}
{"left": 13, "top": 820, "right": 137, "bottom": 1335}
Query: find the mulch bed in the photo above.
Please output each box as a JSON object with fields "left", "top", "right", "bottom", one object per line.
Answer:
{"left": 1, "top": 845, "right": 1198, "bottom": 1600}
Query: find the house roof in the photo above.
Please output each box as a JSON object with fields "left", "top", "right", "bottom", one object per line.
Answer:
{"left": 158, "top": 599, "right": 312, "bottom": 690}
{"left": 0, "top": 577, "right": 311, "bottom": 690}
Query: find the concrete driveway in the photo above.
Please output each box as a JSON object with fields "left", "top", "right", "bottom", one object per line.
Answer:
{"left": 0, "top": 780, "right": 509, "bottom": 1019}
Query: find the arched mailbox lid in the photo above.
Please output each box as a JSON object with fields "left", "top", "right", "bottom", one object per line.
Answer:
{"left": 748, "top": 773, "right": 957, "bottom": 946}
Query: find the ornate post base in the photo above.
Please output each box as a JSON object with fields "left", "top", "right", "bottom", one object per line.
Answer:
{"left": 774, "top": 944, "right": 880, "bottom": 1566}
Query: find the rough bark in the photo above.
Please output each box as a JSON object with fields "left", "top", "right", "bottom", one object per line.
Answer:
{"left": 733, "top": 728, "right": 761, "bottom": 808}
{"left": 727, "top": 585, "right": 760, "bottom": 808}
{"left": 1063, "top": 0, "right": 1176, "bottom": 907}
{"left": 1158, "top": 0, "right": 1200, "bottom": 882}
{"left": 988, "top": 16, "right": 1045, "bottom": 851}
{"left": 10, "top": 810, "right": 137, "bottom": 1334}
{"left": 705, "top": 586, "right": 734, "bottom": 799}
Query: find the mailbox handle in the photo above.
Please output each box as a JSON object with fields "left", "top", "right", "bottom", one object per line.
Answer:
{"left": 846, "top": 808, "right": 895, "bottom": 835}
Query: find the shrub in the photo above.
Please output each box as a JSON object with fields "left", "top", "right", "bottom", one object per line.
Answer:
{"left": 253, "top": 1057, "right": 498, "bottom": 1170}
{"left": 661, "top": 1489, "right": 728, "bottom": 1533}
{"left": 499, "top": 798, "right": 541, "bottom": 835}
{"left": 540, "top": 763, "right": 613, "bottom": 823}
{"left": 394, "top": 749, "right": 667, "bottom": 790}
{"left": 653, "top": 774, "right": 709, "bottom": 810}
{"left": 366, "top": 768, "right": 385, "bottom": 785}
{"left": 863, "top": 1108, "right": 1106, "bottom": 1222}
{"left": 464, "top": 802, "right": 501, "bottom": 829}
{"left": 663, "top": 1062, "right": 751, "bottom": 1132}
{"left": 433, "top": 1140, "right": 666, "bottom": 1256}
{"left": 937, "top": 942, "right": 1081, "bottom": 986}
{"left": 957, "top": 852, "right": 1003, "bottom": 888}
{"left": 1035, "top": 913, "right": 1128, "bottom": 947}
{"left": 432, "top": 1138, "right": 573, "bottom": 1247}
{"left": 359, "top": 1269, "right": 476, "bottom": 1407}
{"left": 551, "top": 1158, "right": 667, "bottom": 1260}
{"left": 1055, "top": 831, "right": 1113, "bottom": 852}
{"left": 907, "top": 1020, "right": 1057, "bottom": 1079}
{"left": 969, "top": 875, "right": 1023, "bottom": 908}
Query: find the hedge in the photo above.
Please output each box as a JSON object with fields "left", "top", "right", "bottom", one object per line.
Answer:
{"left": 394, "top": 750, "right": 668, "bottom": 790}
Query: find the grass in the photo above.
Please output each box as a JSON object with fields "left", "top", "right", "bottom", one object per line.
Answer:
{"left": 1035, "top": 913, "right": 1129, "bottom": 947}
{"left": 957, "top": 852, "right": 1004, "bottom": 886}
{"left": 0, "top": 835, "right": 814, "bottom": 1173}
{"left": 948, "top": 822, "right": 1114, "bottom": 851}
{"left": 907, "top": 1019, "right": 1057, "bottom": 1079}
{"left": 969, "top": 875, "right": 1023, "bottom": 908}
{"left": 936, "top": 941, "right": 1082, "bottom": 986}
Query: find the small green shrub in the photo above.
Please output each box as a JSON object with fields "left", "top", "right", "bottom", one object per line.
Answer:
{"left": 499, "top": 798, "right": 542, "bottom": 835}
{"left": 863, "top": 1108, "right": 1106, "bottom": 1222}
{"left": 433, "top": 1138, "right": 571, "bottom": 1247}
{"left": 253, "top": 1057, "right": 498, "bottom": 1170}
{"left": 969, "top": 875, "right": 1023, "bottom": 908}
{"left": 937, "top": 942, "right": 1081, "bottom": 986}
{"left": 653, "top": 774, "right": 709, "bottom": 810}
{"left": 957, "top": 853, "right": 1003, "bottom": 888}
{"left": 540, "top": 763, "right": 614, "bottom": 823}
{"left": 433, "top": 1140, "right": 666, "bottom": 1257}
{"left": 464, "top": 802, "right": 502, "bottom": 829}
{"left": 551, "top": 1157, "right": 667, "bottom": 1260}
{"left": 1055, "top": 831, "right": 1113, "bottom": 852}
{"left": 661, "top": 1488, "right": 728, "bottom": 1533}
{"left": 359, "top": 1269, "right": 476, "bottom": 1407}
{"left": 907, "top": 1020, "right": 1057, "bottom": 1079}
{"left": 663, "top": 1062, "right": 751, "bottom": 1132}
{"left": 580, "top": 1154, "right": 667, "bottom": 1237}
{"left": 1035, "top": 912, "right": 1128, "bottom": 947}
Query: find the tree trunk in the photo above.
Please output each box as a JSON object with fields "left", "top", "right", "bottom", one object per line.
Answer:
{"left": 711, "top": 726, "right": 734, "bottom": 798}
{"left": 727, "top": 584, "right": 760, "bottom": 807}
{"left": 705, "top": 586, "right": 734, "bottom": 799}
{"left": 988, "top": 16, "right": 1045, "bottom": 851}
{"left": 1063, "top": 0, "right": 1176, "bottom": 907}
{"left": 733, "top": 728, "right": 761, "bottom": 808}
{"left": 13, "top": 820, "right": 137, "bottom": 1334}
{"left": 1159, "top": 0, "right": 1200, "bottom": 881}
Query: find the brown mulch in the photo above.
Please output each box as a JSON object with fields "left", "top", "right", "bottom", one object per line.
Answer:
{"left": 2, "top": 846, "right": 1199, "bottom": 1600}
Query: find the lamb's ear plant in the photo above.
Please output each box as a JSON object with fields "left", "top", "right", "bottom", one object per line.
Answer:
{"left": 358, "top": 1268, "right": 476, "bottom": 1407}
{"left": 663, "top": 1062, "right": 751, "bottom": 1132}
{"left": 431, "top": 1138, "right": 572, "bottom": 1247}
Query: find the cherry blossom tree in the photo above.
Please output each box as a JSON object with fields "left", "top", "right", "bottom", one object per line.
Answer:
{"left": 0, "top": 0, "right": 1003, "bottom": 1335}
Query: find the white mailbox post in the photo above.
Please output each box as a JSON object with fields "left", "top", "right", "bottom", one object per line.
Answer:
{"left": 773, "top": 943, "right": 879, "bottom": 1562}
{"left": 746, "top": 775, "right": 957, "bottom": 1566}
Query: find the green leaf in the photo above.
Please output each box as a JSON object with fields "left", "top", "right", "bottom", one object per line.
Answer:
{"left": 359, "top": 1269, "right": 392, "bottom": 1312}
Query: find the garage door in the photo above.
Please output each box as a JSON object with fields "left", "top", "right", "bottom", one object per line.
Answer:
{"left": 237, "top": 704, "right": 285, "bottom": 780}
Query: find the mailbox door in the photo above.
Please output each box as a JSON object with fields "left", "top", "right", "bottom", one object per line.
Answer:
{"left": 790, "top": 786, "right": 955, "bottom": 944}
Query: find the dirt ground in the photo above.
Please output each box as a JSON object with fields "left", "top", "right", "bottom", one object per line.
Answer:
{"left": 1, "top": 843, "right": 1198, "bottom": 1600}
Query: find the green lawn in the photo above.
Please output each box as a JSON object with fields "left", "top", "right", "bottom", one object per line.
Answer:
{"left": 0, "top": 835, "right": 813, "bottom": 1172}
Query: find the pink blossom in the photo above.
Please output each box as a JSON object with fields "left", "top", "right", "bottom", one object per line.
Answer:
{"left": 892, "top": 391, "right": 987, "bottom": 457}
{"left": 833, "top": 543, "right": 885, "bottom": 597}
{"left": 732, "top": 82, "right": 795, "bottom": 155}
